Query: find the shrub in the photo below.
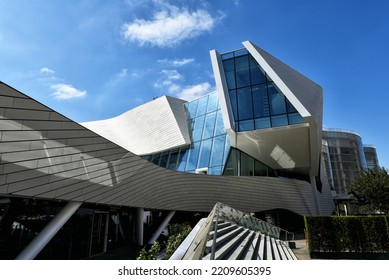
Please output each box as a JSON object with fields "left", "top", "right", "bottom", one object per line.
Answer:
{"left": 136, "top": 241, "right": 161, "bottom": 260}
{"left": 136, "top": 223, "right": 192, "bottom": 260}
{"left": 164, "top": 224, "right": 192, "bottom": 260}
{"left": 305, "top": 216, "right": 389, "bottom": 254}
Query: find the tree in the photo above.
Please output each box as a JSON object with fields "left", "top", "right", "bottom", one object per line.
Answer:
{"left": 348, "top": 167, "right": 389, "bottom": 214}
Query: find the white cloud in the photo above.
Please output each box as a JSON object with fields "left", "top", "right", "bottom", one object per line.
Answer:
{"left": 121, "top": 4, "right": 221, "bottom": 47}
{"left": 157, "top": 58, "right": 195, "bottom": 66}
{"left": 40, "top": 67, "right": 55, "bottom": 75}
{"left": 161, "top": 69, "right": 182, "bottom": 80}
{"left": 176, "top": 82, "right": 213, "bottom": 101}
{"left": 167, "top": 83, "right": 181, "bottom": 95}
{"left": 107, "top": 68, "right": 128, "bottom": 87}
{"left": 51, "top": 83, "right": 87, "bottom": 100}
{"left": 154, "top": 69, "right": 183, "bottom": 94}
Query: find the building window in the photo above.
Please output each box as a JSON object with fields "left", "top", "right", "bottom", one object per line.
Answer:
{"left": 221, "top": 50, "right": 305, "bottom": 132}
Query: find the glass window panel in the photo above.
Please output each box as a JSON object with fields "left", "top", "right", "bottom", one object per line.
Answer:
{"left": 151, "top": 153, "right": 161, "bottom": 165}
{"left": 198, "top": 138, "right": 212, "bottom": 168}
{"left": 255, "top": 117, "right": 271, "bottom": 129}
{"left": 234, "top": 49, "right": 248, "bottom": 57}
{"left": 208, "top": 166, "right": 222, "bottom": 175}
{"left": 252, "top": 84, "right": 269, "bottom": 118}
{"left": 214, "top": 110, "right": 226, "bottom": 136}
{"left": 229, "top": 90, "right": 238, "bottom": 120}
{"left": 271, "top": 114, "right": 288, "bottom": 127}
{"left": 268, "top": 84, "right": 286, "bottom": 115}
{"left": 177, "top": 147, "right": 189, "bottom": 171}
{"left": 142, "top": 155, "right": 152, "bottom": 161}
{"left": 254, "top": 160, "right": 268, "bottom": 176}
{"left": 286, "top": 98, "right": 298, "bottom": 113}
{"left": 210, "top": 135, "right": 226, "bottom": 167}
{"left": 225, "top": 71, "right": 236, "bottom": 90}
{"left": 206, "top": 92, "right": 219, "bottom": 113}
{"left": 237, "top": 87, "right": 253, "bottom": 120}
{"left": 223, "top": 149, "right": 238, "bottom": 176}
{"left": 202, "top": 112, "right": 216, "bottom": 139}
{"left": 221, "top": 52, "right": 234, "bottom": 60}
{"left": 167, "top": 149, "right": 179, "bottom": 170}
{"left": 240, "top": 152, "right": 254, "bottom": 176}
{"left": 235, "top": 55, "right": 250, "bottom": 88}
{"left": 249, "top": 56, "right": 266, "bottom": 85}
{"left": 288, "top": 112, "right": 305, "bottom": 125}
{"left": 186, "top": 142, "right": 200, "bottom": 171}
{"left": 186, "top": 100, "right": 198, "bottom": 119}
{"left": 239, "top": 119, "right": 254, "bottom": 131}
{"left": 223, "top": 58, "right": 235, "bottom": 71}
{"left": 192, "top": 115, "right": 205, "bottom": 142}
{"left": 223, "top": 60, "right": 236, "bottom": 90}
{"left": 159, "top": 152, "right": 169, "bottom": 168}
{"left": 268, "top": 167, "right": 276, "bottom": 177}
{"left": 196, "top": 95, "right": 208, "bottom": 117}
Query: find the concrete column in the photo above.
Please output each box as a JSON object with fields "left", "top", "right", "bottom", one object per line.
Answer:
{"left": 148, "top": 210, "right": 175, "bottom": 244}
{"left": 310, "top": 176, "right": 320, "bottom": 215}
{"left": 16, "top": 201, "right": 82, "bottom": 260}
{"left": 136, "top": 208, "right": 144, "bottom": 246}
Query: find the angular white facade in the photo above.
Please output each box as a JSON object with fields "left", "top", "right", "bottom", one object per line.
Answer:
{"left": 82, "top": 96, "right": 191, "bottom": 155}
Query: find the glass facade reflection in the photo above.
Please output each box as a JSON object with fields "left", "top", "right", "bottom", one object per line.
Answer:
{"left": 144, "top": 92, "right": 230, "bottom": 175}
{"left": 221, "top": 49, "right": 305, "bottom": 131}
{"left": 322, "top": 129, "right": 367, "bottom": 195}
{"left": 363, "top": 145, "right": 379, "bottom": 170}
{"left": 144, "top": 91, "right": 309, "bottom": 181}
{"left": 224, "top": 148, "right": 309, "bottom": 182}
{"left": 143, "top": 49, "right": 314, "bottom": 180}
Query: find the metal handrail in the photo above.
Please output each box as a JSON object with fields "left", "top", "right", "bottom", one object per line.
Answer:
{"left": 213, "top": 202, "right": 295, "bottom": 241}
{"left": 210, "top": 203, "right": 220, "bottom": 260}
{"left": 182, "top": 202, "right": 296, "bottom": 259}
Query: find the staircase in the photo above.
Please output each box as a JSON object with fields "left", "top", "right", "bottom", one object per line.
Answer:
{"left": 173, "top": 202, "right": 298, "bottom": 260}
{"left": 202, "top": 219, "right": 297, "bottom": 260}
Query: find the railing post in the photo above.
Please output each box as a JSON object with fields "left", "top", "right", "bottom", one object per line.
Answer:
{"left": 210, "top": 203, "right": 220, "bottom": 260}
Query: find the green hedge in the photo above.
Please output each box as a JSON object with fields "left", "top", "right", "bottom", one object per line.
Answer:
{"left": 305, "top": 216, "right": 389, "bottom": 254}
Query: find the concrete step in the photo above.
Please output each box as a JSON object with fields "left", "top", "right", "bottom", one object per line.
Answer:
{"left": 282, "top": 241, "right": 298, "bottom": 260}
{"left": 227, "top": 230, "right": 256, "bottom": 260}
{"left": 275, "top": 240, "right": 288, "bottom": 260}
{"left": 203, "top": 228, "right": 250, "bottom": 260}
{"left": 245, "top": 232, "right": 266, "bottom": 260}
{"left": 270, "top": 237, "right": 281, "bottom": 260}
{"left": 208, "top": 224, "right": 237, "bottom": 239}
{"left": 212, "top": 221, "right": 232, "bottom": 231}
{"left": 205, "top": 226, "right": 244, "bottom": 254}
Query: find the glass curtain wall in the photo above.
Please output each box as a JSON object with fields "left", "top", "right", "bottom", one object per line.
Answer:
{"left": 224, "top": 148, "right": 309, "bottom": 182}
{"left": 322, "top": 130, "right": 367, "bottom": 195}
{"left": 143, "top": 92, "right": 230, "bottom": 175}
{"left": 221, "top": 49, "right": 305, "bottom": 132}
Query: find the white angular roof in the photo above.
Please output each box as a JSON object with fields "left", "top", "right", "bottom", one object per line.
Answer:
{"left": 82, "top": 96, "right": 191, "bottom": 155}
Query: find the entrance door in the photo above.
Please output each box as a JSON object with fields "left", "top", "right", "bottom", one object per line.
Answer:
{"left": 89, "top": 211, "right": 109, "bottom": 257}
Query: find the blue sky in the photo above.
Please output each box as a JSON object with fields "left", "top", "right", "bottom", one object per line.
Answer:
{"left": 1, "top": 0, "right": 389, "bottom": 168}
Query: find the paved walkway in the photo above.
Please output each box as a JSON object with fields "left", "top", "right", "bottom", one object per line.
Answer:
{"left": 291, "top": 239, "right": 311, "bottom": 260}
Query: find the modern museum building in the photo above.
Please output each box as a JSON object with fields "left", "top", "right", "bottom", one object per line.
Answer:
{"left": 0, "top": 41, "right": 334, "bottom": 259}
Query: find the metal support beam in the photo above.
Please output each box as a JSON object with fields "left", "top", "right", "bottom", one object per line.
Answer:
{"left": 16, "top": 201, "right": 82, "bottom": 260}
{"left": 148, "top": 210, "right": 175, "bottom": 244}
{"left": 136, "top": 208, "right": 144, "bottom": 246}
